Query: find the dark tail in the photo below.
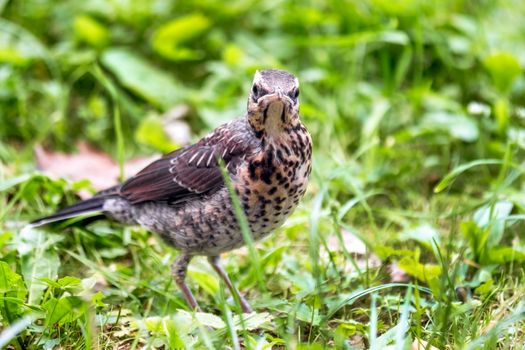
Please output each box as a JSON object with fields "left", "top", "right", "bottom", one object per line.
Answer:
{"left": 30, "top": 196, "right": 108, "bottom": 227}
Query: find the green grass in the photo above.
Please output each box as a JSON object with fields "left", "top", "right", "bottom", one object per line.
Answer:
{"left": 2, "top": 0, "right": 525, "bottom": 348}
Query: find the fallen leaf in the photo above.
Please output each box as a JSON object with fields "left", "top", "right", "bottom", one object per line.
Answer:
{"left": 327, "top": 229, "right": 367, "bottom": 254}
{"left": 35, "top": 142, "right": 158, "bottom": 198}
{"left": 35, "top": 142, "right": 115, "bottom": 195}
{"left": 389, "top": 262, "right": 410, "bottom": 283}
{"left": 349, "top": 334, "right": 366, "bottom": 349}
{"left": 322, "top": 229, "right": 381, "bottom": 271}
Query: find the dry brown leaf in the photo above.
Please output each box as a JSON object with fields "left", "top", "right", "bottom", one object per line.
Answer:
{"left": 348, "top": 334, "right": 366, "bottom": 349}
{"left": 389, "top": 262, "right": 410, "bottom": 283}
{"left": 327, "top": 229, "right": 367, "bottom": 254}
{"left": 35, "top": 142, "right": 116, "bottom": 195}
{"left": 322, "top": 229, "right": 381, "bottom": 271}
{"left": 35, "top": 142, "right": 158, "bottom": 198}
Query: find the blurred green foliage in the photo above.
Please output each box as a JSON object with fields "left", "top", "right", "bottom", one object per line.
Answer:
{"left": 1, "top": 0, "right": 523, "bottom": 159}
{"left": 2, "top": 0, "right": 525, "bottom": 348}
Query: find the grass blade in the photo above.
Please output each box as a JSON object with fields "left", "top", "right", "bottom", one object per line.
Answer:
{"left": 434, "top": 159, "right": 502, "bottom": 193}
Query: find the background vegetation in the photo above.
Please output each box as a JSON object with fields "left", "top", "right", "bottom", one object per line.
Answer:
{"left": 1, "top": 0, "right": 525, "bottom": 348}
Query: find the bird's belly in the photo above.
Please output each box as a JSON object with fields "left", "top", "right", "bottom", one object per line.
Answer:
{"left": 131, "top": 189, "right": 244, "bottom": 255}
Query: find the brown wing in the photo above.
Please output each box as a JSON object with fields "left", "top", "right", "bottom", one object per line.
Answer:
{"left": 120, "top": 122, "right": 252, "bottom": 205}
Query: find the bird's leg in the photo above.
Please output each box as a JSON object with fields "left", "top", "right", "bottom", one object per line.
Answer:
{"left": 171, "top": 253, "right": 201, "bottom": 311}
{"left": 208, "top": 256, "right": 253, "bottom": 313}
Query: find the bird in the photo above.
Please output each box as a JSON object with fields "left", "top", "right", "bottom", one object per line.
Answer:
{"left": 31, "top": 69, "right": 313, "bottom": 313}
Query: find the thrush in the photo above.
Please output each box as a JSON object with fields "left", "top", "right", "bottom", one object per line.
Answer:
{"left": 31, "top": 69, "right": 313, "bottom": 313}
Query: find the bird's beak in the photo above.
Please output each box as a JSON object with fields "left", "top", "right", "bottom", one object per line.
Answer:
{"left": 260, "top": 88, "right": 290, "bottom": 108}
{"left": 260, "top": 91, "right": 290, "bottom": 126}
{"left": 276, "top": 87, "right": 284, "bottom": 99}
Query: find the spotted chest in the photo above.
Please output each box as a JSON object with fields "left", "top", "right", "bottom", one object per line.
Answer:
{"left": 235, "top": 123, "right": 312, "bottom": 239}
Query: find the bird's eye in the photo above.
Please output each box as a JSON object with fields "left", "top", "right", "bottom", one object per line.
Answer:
{"left": 289, "top": 88, "right": 300, "bottom": 101}
{"left": 252, "top": 84, "right": 259, "bottom": 99}
{"left": 252, "top": 84, "right": 270, "bottom": 102}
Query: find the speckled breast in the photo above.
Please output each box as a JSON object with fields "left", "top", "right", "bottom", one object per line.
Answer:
{"left": 234, "top": 124, "right": 312, "bottom": 241}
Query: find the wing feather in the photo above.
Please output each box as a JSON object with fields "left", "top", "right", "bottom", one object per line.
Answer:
{"left": 120, "top": 120, "right": 254, "bottom": 205}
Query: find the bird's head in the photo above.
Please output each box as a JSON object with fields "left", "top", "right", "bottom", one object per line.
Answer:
{"left": 247, "top": 69, "right": 300, "bottom": 138}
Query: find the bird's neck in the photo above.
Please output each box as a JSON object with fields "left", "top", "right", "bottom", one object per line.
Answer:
{"left": 248, "top": 113, "right": 301, "bottom": 144}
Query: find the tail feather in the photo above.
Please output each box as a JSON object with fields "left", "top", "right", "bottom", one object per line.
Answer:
{"left": 30, "top": 196, "right": 108, "bottom": 227}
